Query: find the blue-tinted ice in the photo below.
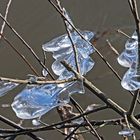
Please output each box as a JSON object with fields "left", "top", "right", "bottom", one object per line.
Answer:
{"left": 12, "top": 81, "right": 85, "bottom": 119}
{"left": 42, "top": 31, "right": 95, "bottom": 76}
{"left": 117, "top": 31, "right": 138, "bottom": 67}
{"left": 42, "top": 31, "right": 94, "bottom": 53}
{"left": 12, "top": 84, "right": 67, "bottom": 119}
{"left": 0, "top": 81, "right": 19, "bottom": 97}
{"left": 12, "top": 9, "right": 95, "bottom": 120}
{"left": 42, "top": 29, "right": 94, "bottom": 95}
{"left": 118, "top": 31, "right": 140, "bottom": 91}
{"left": 121, "top": 61, "right": 140, "bottom": 91}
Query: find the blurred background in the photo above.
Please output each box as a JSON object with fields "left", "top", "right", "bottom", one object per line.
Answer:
{"left": 0, "top": 0, "right": 140, "bottom": 139}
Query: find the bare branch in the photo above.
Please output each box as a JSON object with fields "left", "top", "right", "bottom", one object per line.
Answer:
{"left": 106, "top": 39, "right": 119, "bottom": 56}
{"left": 0, "top": 0, "right": 12, "bottom": 40}
{"left": 0, "top": 33, "right": 39, "bottom": 76}
{"left": 0, "top": 13, "right": 54, "bottom": 79}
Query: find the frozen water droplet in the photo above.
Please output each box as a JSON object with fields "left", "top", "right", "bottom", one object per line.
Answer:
{"left": 51, "top": 60, "right": 65, "bottom": 76}
{"left": 0, "top": 81, "right": 19, "bottom": 97}
{"left": 42, "top": 69, "right": 48, "bottom": 77}
{"left": 85, "top": 104, "right": 101, "bottom": 112}
{"left": 1, "top": 104, "right": 10, "bottom": 108}
{"left": 121, "top": 62, "right": 140, "bottom": 91}
{"left": 32, "top": 119, "right": 41, "bottom": 126}
{"left": 27, "top": 74, "right": 37, "bottom": 83}
{"left": 117, "top": 31, "right": 138, "bottom": 67}
{"left": 118, "top": 128, "right": 134, "bottom": 137}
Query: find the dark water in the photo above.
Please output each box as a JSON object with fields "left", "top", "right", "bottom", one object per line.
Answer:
{"left": 0, "top": 0, "right": 140, "bottom": 140}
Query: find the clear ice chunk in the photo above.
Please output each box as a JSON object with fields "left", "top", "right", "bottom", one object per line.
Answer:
{"left": 52, "top": 52, "right": 94, "bottom": 76}
{"left": 118, "top": 128, "right": 134, "bottom": 137}
{"left": 42, "top": 31, "right": 95, "bottom": 53}
{"left": 11, "top": 85, "right": 64, "bottom": 119}
{"left": 27, "top": 74, "right": 38, "bottom": 83}
{"left": 51, "top": 60, "right": 66, "bottom": 76}
{"left": 53, "top": 47, "right": 72, "bottom": 60}
{"left": 121, "top": 61, "right": 140, "bottom": 91}
{"left": 32, "top": 119, "right": 41, "bottom": 126}
{"left": 42, "top": 69, "right": 48, "bottom": 77}
{"left": 57, "top": 74, "right": 85, "bottom": 95}
{"left": 42, "top": 29, "right": 95, "bottom": 98}
{"left": 66, "top": 80, "right": 85, "bottom": 94}
{"left": 0, "top": 81, "right": 19, "bottom": 97}
{"left": 12, "top": 83, "right": 80, "bottom": 119}
{"left": 117, "top": 31, "right": 138, "bottom": 67}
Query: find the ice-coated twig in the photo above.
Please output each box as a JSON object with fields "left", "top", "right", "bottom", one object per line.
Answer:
{"left": 127, "top": 0, "right": 140, "bottom": 116}
{"left": 42, "top": 51, "right": 48, "bottom": 77}
{"left": 0, "top": 0, "right": 12, "bottom": 40}
{"left": 47, "top": 0, "right": 140, "bottom": 105}
{"left": 0, "top": 76, "right": 77, "bottom": 84}
{"left": 61, "top": 61, "right": 140, "bottom": 130}
{"left": 54, "top": 0, "right": 85, "bottom": 74}
{"left": 44, "top": 1, "right": 99, "bottom": 139}
{"left": 128, "top": 0, "right": 140, "bottom": 64}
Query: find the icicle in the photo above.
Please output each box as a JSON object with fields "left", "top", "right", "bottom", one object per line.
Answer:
{"left": 0, "top": 80, "right": 18, "bottom": 97}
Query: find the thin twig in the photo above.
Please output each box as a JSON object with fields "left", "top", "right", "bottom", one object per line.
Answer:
{"left": 70, "top": 98, "right": 103, "bottom": 140}
{"left": 64, "top": 124, "right": 81, "bottom": 140}
{"left": 0, "top": 115, "right": 44, "bottom": 140}
{"left": 0, "top": 11, "right": 89, "bottom": 140}
{"left": 0, "top": 105, "right": 108, "bottom": 137}
{"left": 54, "top": 1, "right": 102, "bottom": 139}
{"left": 0, "top": 13, "right": 54, "bottom": 79}
{"left": 106, "top": 39, "right": 119, "bottom": 56}
{"left": 0, "top": 33, "right": 39, "bottom": 76}
{"left": 0, "top": 76, "right": 77, "bottom": 84}
{"left": 55, "top": 0, "right": 80, "bottom": 73}
{"left": 116, "top": 29, "right": 131, "bottom": 39}
{"left": 0, "top": 0, "right": 12, "bottom": 40}
{"left": 38, "top": 120, "right": 77, "bottom": 139}
{"left": 128, "top": 90, "right": 140, "bottom": 116}
{"left": 1, "top": 111, "right": 140, "bottom": 139}
{"left": 61, "top": 61, "right": 140, "bottom": 130}
{"left": 47, "top": 0, "right": 140, "bottom": 105}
